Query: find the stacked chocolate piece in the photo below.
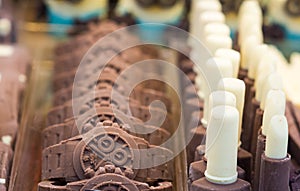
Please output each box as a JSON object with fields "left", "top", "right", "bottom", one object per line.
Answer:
{"left": 38, "top": 21, "right": 174, "bottom": 191}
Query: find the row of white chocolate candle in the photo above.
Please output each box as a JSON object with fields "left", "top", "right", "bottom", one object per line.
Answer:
{"left": 188, "top": 0, "right": 288, "bottom": 185}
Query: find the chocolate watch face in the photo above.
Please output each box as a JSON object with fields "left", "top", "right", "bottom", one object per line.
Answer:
{"left": 73, "top": 128, "right": 140, "bottom": 180}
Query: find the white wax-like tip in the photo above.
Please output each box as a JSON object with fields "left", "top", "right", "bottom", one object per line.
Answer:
{"left": 205, "top": 105, "right": 239, "bottom": 184}
{"left": 204, "top": 23, "right": 230, "bottom": 38}
{"left": 202, "top": 58, "right": 234, "bottom": 125}
{"left": 239, "top": 0, "right": 261, "bottom": 15}
{"left": 254, "top": 62, "right": 277, "bottom": 101}
{"left": 205, "top": 35, "right": 232, "bottom": 54}
{"left": 218, "top": 78, "right": 246, "bottom": 145}
{"left": 262, "top": 90, "right": 286, "bottom": 136}
{"left": 238, "top": 0, "right": 262, "bottom": 26}
{"left": 190, "top": 0, "right": 222, "bottom": 35}
{"left": 206, "top": 57, "right": 234, "bottom": 90}
{"left": 207, "top": 91, "right": 236, "bottom": 127}
{"left": 241, "top": 35, "right": 262, "bottom": 69}
{"left": 195, "top": 11, "right": 225, "bottom": 43}
{"left": 215, "top": 48, "right": 241, "bottom": 78}
{"left": 239, "top": 17, "right": 263, "bottom": 46}
{"left": 265, "top": 115, "right": 288, "bottom": 159}
{"left": 199, "top": 11, "right": 225, "bottom": 26}
{"left": 260, "top": 73, "right": 284, "bottom": 110}
{"left": 248, "top": 44, "right": 269, "bottom": 79}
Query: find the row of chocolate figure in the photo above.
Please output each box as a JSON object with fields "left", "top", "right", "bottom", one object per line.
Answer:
{"left": 181, "top": 0, "right": 300, "bottom": 191}
{"left": 38, "top": 20, "right": 176, "bottom": 191}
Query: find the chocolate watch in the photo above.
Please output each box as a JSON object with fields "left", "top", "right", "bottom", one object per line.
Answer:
{"left": 42, "top": 125, "right": 173, "bottom": 183}
{"left": 43, "top": 106, "right": 170, "bottom": 148}
{"left": 39, "top": 165, "right": 172, "bottom": 191}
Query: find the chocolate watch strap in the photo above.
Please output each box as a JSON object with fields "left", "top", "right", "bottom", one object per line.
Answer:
{"left": 44, "top": 107, "right": 170, "bottom": 148}
{"left": 42, "top": 126, "right": 173, "bottom": 182}
{"left": 39, "top": 170, "right": 172, "bottom": 191}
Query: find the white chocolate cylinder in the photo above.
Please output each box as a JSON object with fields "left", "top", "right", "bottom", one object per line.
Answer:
{"left": 215, "top": 48, "right": 241, "bottom": 78}
{"left": 203, "top": 23, "right": 230, "bottom": 39}
{"left": 239, "top": 0, "right": 262, "bottom": 17}
{"left": 260, "top": 73, "right": 283, "bottom": 110}
{"left": 205, "top": 34, "right": 232, "bottom": 54}
{"left": 265, "top": 115, "right": 288, "bottom": 159}
{"left": 254, "top": 56, "right": 277, "bottom": 90}
{"left": 205, "top": 105, "right": 239, "bottom": 184}
{"left": 218, "top": 78, "right": 246, "bottom": 146}
{"left": 262, "top": 90, "right": 286, "bottom": 136}
{"left": 202, "top": 58, "right": 234, "bottom": 127}
{"left": 239, "top": 18, "right": 263, "bottom": 46}
{"left": 241, "top": 35, "right": 262, "bottom": 69}
{"left": 207, "top": 91, "right": 237, "bottom": 123}
{"left": 248, "top": 44, "right": 269, "bottom": 79}
{"left": 195, "top": 11, "right": 225, "bottom": 43}
{"left": 205, "top": 91, "right": 237, "bottom": 158}
{"left": 190, "top": 0, "right": 221, "bottom": 35}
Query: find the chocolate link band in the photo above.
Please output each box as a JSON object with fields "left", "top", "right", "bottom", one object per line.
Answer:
{"left": 42, "top": 126, "right": 173, "bottom": 182}
{"left": 38, "top": 174, "right": 172, "bottom": 191}
{"left": 44, "top": 106, "right": 170, "bottom": 148}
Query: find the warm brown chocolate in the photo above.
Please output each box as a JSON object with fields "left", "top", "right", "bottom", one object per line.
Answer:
{"left": 259, "top": 153, "right": 291, "bottom": 191}
{"left": 189, "top": 159, "right": 246, "bottom": 183}
{"left": 42, "top": 125, "right": 173, "bottom": 183}
{"left": 286, "top": 102, "right": 300, "bottom": 165}
{"left": 250, "top": 106, "right": 264, "bottom": 159}
{"left": 253, "top": 132, "right": 266, "bottom": 191}
{"left": 241, "top": 78, "right": 255, "bottom": 151}
{"left": 238, "top": 68, "right": 248, "bottom": 81}
{"left": 191, "top": 177, "right": 251, "bottom": 191}
{"left": 237, "top": 148, "right": 252, "bottom": 182}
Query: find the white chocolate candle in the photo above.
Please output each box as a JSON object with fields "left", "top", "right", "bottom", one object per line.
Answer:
{"left": 261, "top": 90, "right": 286, "bottom": 136}
{"left": 195, "top": 11, "right": 225, "bottom": 43}
{"left": 190, "top": 1, "right": 221, "bottom": 33}
{"left": 248, "top": 44, "right": 269, "bottom": 79}
{"left": 205, "top": 105, "right": 239, "bottom": 184}
{"left": 254, "top": 56, "right": 277, "bottom": 90}
{"left": 241, "top": 35, "right": 262, "bottom": 69}
{"left": 239, "top": 0, "right": 262, "bottom": 19}
{"left": 202, "top": 58, "right": 234, "bottom": 127}
{"left": 260, "top": 73, "right": 283, "bottom": 110}
{"left": 265, "top": 115, "right": 288, "bottom": 159}
{"left": 203, "top": 23, "right": 230, "bottom": 39}
{"left": 205, "top": 34, "right": 232, "bottom": 55}
{"left": 189, "top": 0, "right": 222, "bottom": 47}
{"left": 239, "top": 18, "right": 263, "bottom": 46}
{"left": 238, "top": 1, "right": 262, "bottom": 45}
{"left": 215, "top": 48, "right": 241, "bottom": 78}
{"left": 205, "top": 91, "right": 237, "bottom": 158}
{"left": 218, "top": 78, "right": 246, "bottom": 146}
